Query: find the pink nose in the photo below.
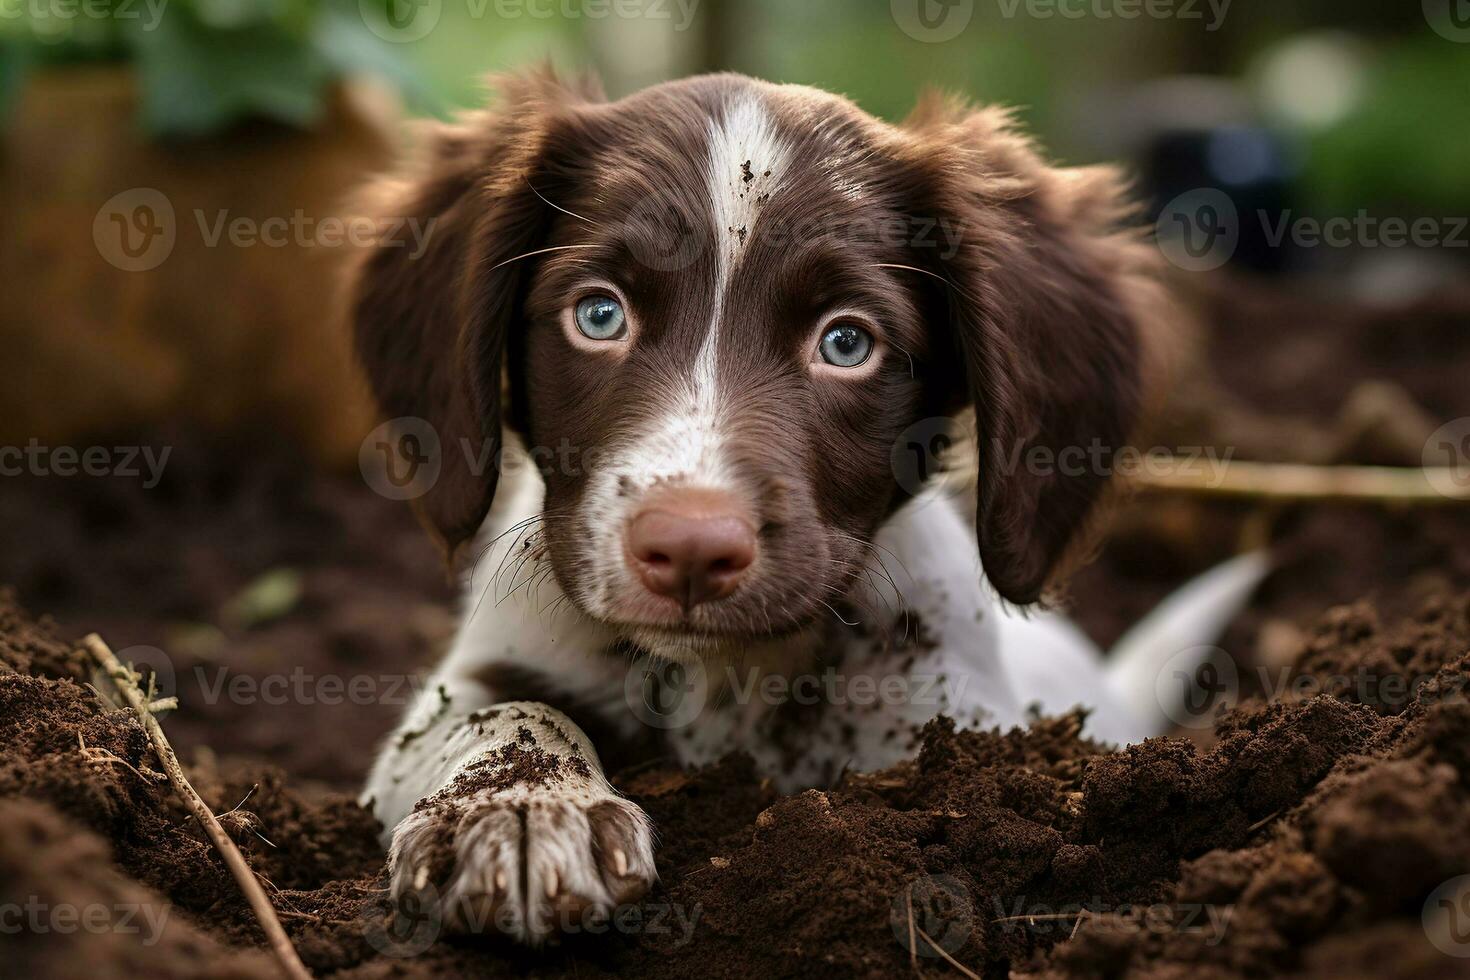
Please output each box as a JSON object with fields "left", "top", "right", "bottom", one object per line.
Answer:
{"left": 625, "top": 493, "right": 757, "bottom": 609}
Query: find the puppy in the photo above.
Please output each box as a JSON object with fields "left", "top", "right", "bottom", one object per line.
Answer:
{"left": 352, "top": 71, "right": 1263, "bottom": 944}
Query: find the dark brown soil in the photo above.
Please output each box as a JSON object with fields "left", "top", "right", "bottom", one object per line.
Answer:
{"left": 4, "top": 274, "right": 1470, "bottom": 978}
{"left": 5, "top": 588, "right": 1470, "bottom": 978}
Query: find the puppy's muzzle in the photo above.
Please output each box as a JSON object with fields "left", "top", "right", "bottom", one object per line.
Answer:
{"left": 623, "top": 489, "right": 757, "bottom": 611}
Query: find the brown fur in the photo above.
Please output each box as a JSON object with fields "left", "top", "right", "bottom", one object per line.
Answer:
{"left": 350, "top": 70, "right": 1169, "bottom": 622}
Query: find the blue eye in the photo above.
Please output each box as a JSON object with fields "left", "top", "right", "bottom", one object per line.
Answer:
{"left": 574, "top": 295, "right": 627, "bottom": 341}
{"left": 818, "top": 323, "right": 874, "bottom": 368}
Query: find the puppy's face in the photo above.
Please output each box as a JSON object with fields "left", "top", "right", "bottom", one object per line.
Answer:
{"left": 515, "top": 81, "right": 938, "bottom": 658}
{"left": 352, "top": 73, "right": 1158, "bottom": 662}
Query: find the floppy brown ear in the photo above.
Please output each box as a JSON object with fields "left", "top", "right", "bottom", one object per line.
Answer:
{"left": 348, "top": 71, "right": 598, "bottom": 564}
{"left": 903, "top": 97, "right": 1171, "bottom": 605}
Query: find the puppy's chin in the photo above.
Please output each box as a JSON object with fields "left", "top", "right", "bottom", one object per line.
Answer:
{"left": 618, "top": 619, "right": 825, "bottom": 669}
{"left": 623, "top": 627, "right": 742, "bottom": 666}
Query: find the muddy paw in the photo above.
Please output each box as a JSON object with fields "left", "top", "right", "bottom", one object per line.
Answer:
{"left": 388, "top": 785, "right": 656, "bottom": 944}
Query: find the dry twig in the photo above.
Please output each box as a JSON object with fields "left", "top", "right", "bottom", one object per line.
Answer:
{"left": 914, "top": 926, "right": 982, "bottom": 980}
{"left": 83, "top": 634, "right": 311, "bottom": 980}
{"left": 1133, "top": 461, "right": 1470, "bottom": 504}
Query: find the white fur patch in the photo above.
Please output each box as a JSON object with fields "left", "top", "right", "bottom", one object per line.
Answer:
{"left": 697, "top": 91, "right": 792, "bottom": 398}
{"left": 381, "top": 701, "right": 656, "bottom": 945}
{"left": 575, "top": 92, "right": 793, "bottom": 622}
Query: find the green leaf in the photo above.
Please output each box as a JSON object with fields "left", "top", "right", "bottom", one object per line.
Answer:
{"left": 311, "top": 4, "right": 422, "bottom": 103}
{"left": 131, "top": 9, "right": 332, "bottom": 136}
{"left": 220, "top": 568, "right": 305, "bottom": 629}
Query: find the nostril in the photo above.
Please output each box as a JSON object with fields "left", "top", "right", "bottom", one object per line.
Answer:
{"left": 625, "top": 497, "right": 758, "bottom": 606}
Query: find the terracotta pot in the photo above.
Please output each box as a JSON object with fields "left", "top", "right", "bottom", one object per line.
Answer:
{"left": 0, "top": 66, "right": 401, "bottom": 466}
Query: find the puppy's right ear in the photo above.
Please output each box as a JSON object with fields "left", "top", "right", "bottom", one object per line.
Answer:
{"left": 349, "top": 72, "right": 597, "bottom": 564}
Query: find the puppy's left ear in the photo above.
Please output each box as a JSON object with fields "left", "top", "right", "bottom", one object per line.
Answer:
{"left": 902, "top": 97, "right": 1173, "bottom": 605}
{"left": 349, "top": 70, "right": 599, "bottom": 565}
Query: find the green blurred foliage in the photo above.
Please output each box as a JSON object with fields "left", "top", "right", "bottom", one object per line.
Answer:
{"left": 0, "top": 0, "right": 420, "bottom": 135}
{"left": 1305, "top": 36, "right": 1470, "bottom": 214}
{"left": 3, "top": 0, "right": 1469, "bottom": 216}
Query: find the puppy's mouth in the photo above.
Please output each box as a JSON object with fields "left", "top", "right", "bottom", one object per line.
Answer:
{"left": 613, "top": 616, "right": 819, "bottom": 666}
{"left": 608, "top": 613, "right": 814, "bottom": 642}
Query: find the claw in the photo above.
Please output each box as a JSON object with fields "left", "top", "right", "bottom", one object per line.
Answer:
{"left": 545, "top": 867, "right": 560, "bottom": 899}
{"left": 612, "top": 848, "right": 628, "bottom": 877}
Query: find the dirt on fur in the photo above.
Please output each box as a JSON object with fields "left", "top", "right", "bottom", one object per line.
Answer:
{"left": 4, "top": 275, "right": 1470, "bottom": 978}
{"left": 4, "top": 587, "right": 1470, "bottom": 977}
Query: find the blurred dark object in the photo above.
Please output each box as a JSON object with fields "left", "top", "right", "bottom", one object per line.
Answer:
{"left": 1145, "top": 125, "right": 1295, "bottom": 275}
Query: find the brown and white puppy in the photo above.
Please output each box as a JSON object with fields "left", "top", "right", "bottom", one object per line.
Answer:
{"left": 353, "top": 71, "right": 1263, "bottom": 945}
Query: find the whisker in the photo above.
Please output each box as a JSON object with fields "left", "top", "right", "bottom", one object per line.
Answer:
{"left": 471, "top": 515, "right": 544, "bottom": 589}
{"left": 524, "top": 177, "right": 593, "bottom": 225}
{"left": 873, "top": 262, "right": 948, "bottom": 284}
{"left": 490, "top": 244, "right": 601, "bottom": 272}
{"left": 815, "top": 598, "right": 860, "bottom": 628}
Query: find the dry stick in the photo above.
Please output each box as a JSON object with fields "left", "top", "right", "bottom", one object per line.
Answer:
{"left": 83, "top": 634, "right": 312, "bottom": 980}
{"left": 913, "top": 926, "right": 982, "bottom": 980}
{"left": 1133, "top": 461, "right": 1470, "bottom": 504}
{"left": 906, "top": 888, "right": 922, "bottom": 979}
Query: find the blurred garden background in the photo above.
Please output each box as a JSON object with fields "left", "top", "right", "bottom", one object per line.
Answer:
{"left": 3, "top": 0, "right": 1470, "bottom": 862}
{"left": 4, "top": 1, "right": 1469, "bottom": 462}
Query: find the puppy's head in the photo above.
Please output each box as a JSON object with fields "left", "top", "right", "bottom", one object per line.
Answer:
{"left": 352, "top": 71, "right": 1165, "bottom": 661}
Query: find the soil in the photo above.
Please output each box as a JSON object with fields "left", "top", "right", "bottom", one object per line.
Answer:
{"left": 3, "top": 273, "right": 1470, "bottom": 978}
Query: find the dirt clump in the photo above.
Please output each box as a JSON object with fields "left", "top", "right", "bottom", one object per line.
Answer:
{"left": 4, "top": 590, "right": 1470, "bottom": 977}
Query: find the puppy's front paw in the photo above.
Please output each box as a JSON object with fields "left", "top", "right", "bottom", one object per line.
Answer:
{"left": 388, "top": 769, "right": 656, "bottom": 944}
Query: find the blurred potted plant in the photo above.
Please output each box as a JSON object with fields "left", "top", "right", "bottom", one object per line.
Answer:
{"left": 0, "top": 0, "right": 422, "bottom": 464}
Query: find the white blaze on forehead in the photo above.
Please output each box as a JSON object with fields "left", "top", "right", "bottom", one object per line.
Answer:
{"left": 575, "top": 92, "right": 793, "bottom": 617}
{"left": 689, "top": 90, "right": 793, "bottom": 425}
{"left": 705, "top": 91, "right": 792, "bottom": 270}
